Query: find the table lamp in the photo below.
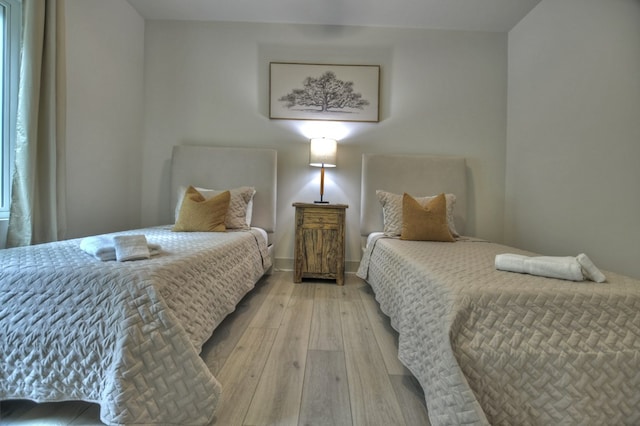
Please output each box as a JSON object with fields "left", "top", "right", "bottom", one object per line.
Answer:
{"left": 309, "top": 137, "right": 337, "bottom": 203}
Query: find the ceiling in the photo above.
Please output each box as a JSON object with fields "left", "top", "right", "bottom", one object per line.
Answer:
{"left": 126, "top": 0, "right": 542, "bottom": 32}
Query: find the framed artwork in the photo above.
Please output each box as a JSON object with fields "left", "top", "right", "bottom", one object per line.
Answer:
{"left": 269, "top": 62, "right": 380, "bottom": 122}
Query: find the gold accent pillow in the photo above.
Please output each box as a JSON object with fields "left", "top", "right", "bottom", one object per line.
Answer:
{"left": 173, "top": 186, "right": 230, "bottom": 232}
{"left": 400, "top": 193, "right": 455, "bottom": 242}
{"left": 174, "top": 186, "right": 255, "bottom": 229}
{"left": 376, "top": 190, "right": 459, "bottom": 237}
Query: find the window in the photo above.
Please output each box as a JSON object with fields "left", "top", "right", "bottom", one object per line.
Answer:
{"left": 0, "top": 0, "right": 20, "bottom": 219}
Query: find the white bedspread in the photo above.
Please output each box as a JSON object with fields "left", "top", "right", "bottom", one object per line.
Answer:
{"left": 358, "top": 236, "right": 640, "bottom": 426}
{"left": 0, "top": 226, "right": 271, "bottom": 425}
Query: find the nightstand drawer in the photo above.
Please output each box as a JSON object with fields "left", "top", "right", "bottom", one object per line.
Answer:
{"left": 302, "top": 209, "right": 340, "bottom": 228}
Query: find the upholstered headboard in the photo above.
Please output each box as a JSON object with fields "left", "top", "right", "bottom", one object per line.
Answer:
{"left": 170, "top": 145, "right": 277, "bottom": 235}
{"left": 360, "top": 153, "right": 467, "bottom": 236}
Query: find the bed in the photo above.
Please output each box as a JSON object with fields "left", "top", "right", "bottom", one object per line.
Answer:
{"left": 356, "top": 153, "right": 640, "bottom": 425}
{"left": 0, "top": 145, "right": 277, "bottom": 425}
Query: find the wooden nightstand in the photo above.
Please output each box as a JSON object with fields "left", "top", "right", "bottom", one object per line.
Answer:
{"left": 293, "top": 203, "right": 348, "bottom": 285}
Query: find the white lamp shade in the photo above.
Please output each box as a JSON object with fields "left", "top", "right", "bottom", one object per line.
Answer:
{"left": 309, "top": 138, "right": 337, "bottom": 167}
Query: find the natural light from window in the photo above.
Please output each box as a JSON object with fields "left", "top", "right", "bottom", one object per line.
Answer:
{"left": 0, "top": 0, "right": 20, "bottom": 219}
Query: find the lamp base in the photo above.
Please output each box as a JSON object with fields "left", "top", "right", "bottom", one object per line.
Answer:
{"left": 314, "top": 200, "right": 329, "bottom": 204}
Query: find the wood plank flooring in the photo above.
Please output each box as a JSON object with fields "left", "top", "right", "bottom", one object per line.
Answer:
{"left": 0, "top": 272, "right": 430, "bottom": 425}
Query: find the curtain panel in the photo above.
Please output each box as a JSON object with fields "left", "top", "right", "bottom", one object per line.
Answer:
{"left": 7, "top": 0, "right": 66, "bottom": 247}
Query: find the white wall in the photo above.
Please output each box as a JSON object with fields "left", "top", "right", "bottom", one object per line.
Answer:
{"left": 32, "top": 1, "right": 640, "bottom": 279}
{"left": 506, "top": 0, "right": 640, "bottom": 278}
{"left": 65, "top": 0, "right": 145, "bottom": 238}
{"left": 140, "top": 21, "right": 508, "bottom": 269}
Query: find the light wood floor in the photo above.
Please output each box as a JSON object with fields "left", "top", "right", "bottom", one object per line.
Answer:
{"left": 0, "top": 271, "right": 430, "bottom": 425}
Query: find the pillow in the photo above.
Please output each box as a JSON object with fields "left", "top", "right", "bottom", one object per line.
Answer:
{"left": 173, "top": 186, "right": 230, "bottom": 232}
{"left": 401, "top": 193, "right": 455, "bottom": 242}
{"left": 175, "top": 186, "right": 256, "bottom": 229}
{"left": 376, "top": 190, "right": 459, "bottom": 237}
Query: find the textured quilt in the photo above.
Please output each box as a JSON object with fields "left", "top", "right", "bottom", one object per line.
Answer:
{"left": 357, "top": 236, "right": 640, "bottom": 426}
{"left": 0, "top": 226, "right": 271, "bottom": 425}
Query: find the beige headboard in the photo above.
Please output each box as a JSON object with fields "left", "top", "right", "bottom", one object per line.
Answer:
{"left": 360, "top": 153, "right": 467, "bottom": 236}
{"left": 170, "top": 145, "right": 277, "bottom": 235}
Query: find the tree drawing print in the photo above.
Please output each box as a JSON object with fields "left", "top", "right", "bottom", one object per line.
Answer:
{"left": 278, "top": 71, "right": 370, "bottom": 114}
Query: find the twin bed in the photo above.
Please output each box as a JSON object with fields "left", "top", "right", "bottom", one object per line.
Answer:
{"left": 0, "top": 145, "right": 277, "bottom": 425}
{"left": 3, "top": 147, "right": 640, "bottom": 426}
{"left": 356, "top": 153, "right": 640, "bottom": 425}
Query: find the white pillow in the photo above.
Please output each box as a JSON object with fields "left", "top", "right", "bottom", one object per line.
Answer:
{"left": 376, "top": 190, "right": 459, "bottom": 237}
{"left": 175, "top": 186, "right": 256, "bottom": 229}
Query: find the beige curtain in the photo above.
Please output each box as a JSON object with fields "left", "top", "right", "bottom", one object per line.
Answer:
{"left": 7, "top": 0, "right": 66, "bottom": 247}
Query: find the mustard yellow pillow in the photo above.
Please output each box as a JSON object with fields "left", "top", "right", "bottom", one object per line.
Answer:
{"left": 401, "top": 193, "right": 455, "bottom": 242}
{"left": 173, "top": 186, "right": 230, "bottom": 232}
{"left": 376, "top": 190, "right": 460, "bottom": 237}
{"left": 174, "top": 186, "right": 255, "bottom": 229}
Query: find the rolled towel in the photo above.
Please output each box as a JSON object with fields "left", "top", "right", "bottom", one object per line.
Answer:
{"left": 524, "top": 256, "right": 584, "bottom": 282}
{"left": 576, "top": 253, "right": 606, "bottom": 283}
{"left": 114, "top": 235, "right": 150, "bottom": 262}
{"left": 495, "top": 253, "right": 586, "bottom": 282}
{"left": 494, "top": 253, "right": 527, "bottom": 273}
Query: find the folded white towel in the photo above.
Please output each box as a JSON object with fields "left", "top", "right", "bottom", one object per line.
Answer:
{"left": 80, "top": 235, "right": 118, "bottom": 261}
{"left": 495, "top": 253, "right": 606, "bottom": 282}
{"left": 80, "top": 234, "right": 161, "bottom": 261}
{"left": 114, "top": 235, "right": 150, "bottom": 262}
{"left": 576, "top": 253, "right": 607, "bottom": 283}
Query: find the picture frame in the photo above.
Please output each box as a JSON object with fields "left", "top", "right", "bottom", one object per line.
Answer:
{"left": 269, "top": 62, "right": 380, "bottom": 122}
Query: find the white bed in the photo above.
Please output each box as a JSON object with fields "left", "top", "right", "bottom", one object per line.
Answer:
{"left": 0, "top": 145, "right": 277, "bottom": 425}
{"left": 357, "top": 153, "right": 640, "bottom": 426}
